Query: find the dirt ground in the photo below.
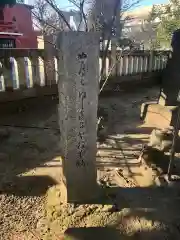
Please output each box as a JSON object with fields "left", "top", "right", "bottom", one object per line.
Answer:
{"left": 0, "top": 87, "right": 180, "bottom": 239}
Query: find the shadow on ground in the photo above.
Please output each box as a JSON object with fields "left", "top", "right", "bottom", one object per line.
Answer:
{"left": 0, "top": 88, "right": 180, "bottom": 239}
{"left": 65, "top": 224, "right": 180, "bottom": 240}
{"left": 0, "top": 175, "right": 57, "bottom": 196}
{"left": 62, "top": 184, "right": 180, "bottom": 239}
{"left": 0, "top": 88, "right": 178, "bottom": 195}
{"left": 0, "top": 96, "right": 61, "bottom": 197}
{"left": 65, "top": 227, "right": 127, "bottom": 240}
{"left": 0, "top": 92, "right": 155, "bottom": 197}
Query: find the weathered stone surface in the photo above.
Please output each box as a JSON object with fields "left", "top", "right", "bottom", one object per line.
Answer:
{"left": 57, "top": 32, "right": 99, "bottom": 203}
{"left": 158, "top": 29, "right": 180, "bottom": 106}
{"left": 138, "top": 145, "right": 170, "bottom": 174}
{"left": 159, "top": 58, "right": 180, "bottom": 106}
{"left": 149, "top": 129, "right": 173, "bottom": 152}
{"left": 141, "top": 102, "right": 178, "bottom": 129}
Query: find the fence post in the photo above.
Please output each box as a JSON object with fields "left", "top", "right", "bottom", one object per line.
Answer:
{"left": 111, "top": 38, "right": 117, "bottom": 76}
{"left": 148, "top": 50, "right": 154, "bottom": 72}
{"left": 57, "top": 32, "right": 99, "bottom": 203}
{"left": 16, "top": 58, "right": 27, "bottom": 89}
{"left": 3, "top": 58, "right": 14, "bottom": 91}
{"left": 44, "top": 35, "right": 56, "bottom": 86}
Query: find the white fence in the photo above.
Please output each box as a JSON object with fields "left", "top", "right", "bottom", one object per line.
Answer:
{"left": 0, "top": 49, "right": 170, "bottom": 93}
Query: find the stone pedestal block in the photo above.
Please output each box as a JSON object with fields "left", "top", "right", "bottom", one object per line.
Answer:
{"left": 141, "top": 102, "right": 178, "bottom": 129}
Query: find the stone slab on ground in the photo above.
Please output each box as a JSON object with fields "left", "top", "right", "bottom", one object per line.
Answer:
{"left": 141, "top": 102, "right": 178, "bottom": 129}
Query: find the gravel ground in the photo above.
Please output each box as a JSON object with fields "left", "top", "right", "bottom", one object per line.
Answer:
{"left": 0, "top": 87, "right": 180, "bottom": 239}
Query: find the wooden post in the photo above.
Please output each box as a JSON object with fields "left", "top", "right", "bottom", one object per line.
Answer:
{"left": 57, "top": 32, "right": 99, "bottom": 203}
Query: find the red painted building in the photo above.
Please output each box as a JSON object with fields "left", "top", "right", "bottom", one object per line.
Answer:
{"left": 0, "top": 3, "right": 37, "bottom": 48}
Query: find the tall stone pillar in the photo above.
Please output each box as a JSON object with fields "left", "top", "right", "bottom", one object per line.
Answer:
{"left": 57, "top": 32, "right": 99, "bottom": 203}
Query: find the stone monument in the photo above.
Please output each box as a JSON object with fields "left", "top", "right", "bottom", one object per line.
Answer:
{"left": 141, "top": 29, "right": 180, "bottom": 129}
{"left": 57, "top": 32, "right": 99, "bottom": 203}
{"left": 159, "top": 29, "right": 180, "bottom": 106}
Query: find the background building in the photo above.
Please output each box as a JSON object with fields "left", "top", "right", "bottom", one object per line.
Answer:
{"left": 0, "top": 3, "right": 37, "bottom": 48}
{"left": 0, "top": 2, "right": 164, "bottom": 50}
{"left": 121, "top": 6, "right": 160, "bottom": 49}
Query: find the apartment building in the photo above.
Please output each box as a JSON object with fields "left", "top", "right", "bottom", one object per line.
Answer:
{"left": 121, "top": 6, "right": 160, "bottom": 49}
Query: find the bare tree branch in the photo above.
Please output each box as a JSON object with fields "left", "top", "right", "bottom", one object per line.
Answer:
{"left": 99, "top": 0, "right": 121, "bottom": 82}
{"left": 32, "top": 0, "right": 142, "bottom": 95}
{"left": 80, "top": 0, "right": 88, "bottom": 31}
{"left": 68, "top": 0, "right": 88, "bottom": 31}
{"left": 46, "top": 0, "right": 73, "bottom": 30}
{"left": 33, "top": 0, "right": 73, "bottom": 33}
{"left": 32, "top": 11, "right": 58, "bottom": 34}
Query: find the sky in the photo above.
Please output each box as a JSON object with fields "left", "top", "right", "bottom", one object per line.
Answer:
{"left": 28, "top": 0, "right": 169, "bottom": 9}
{"left": 140, "top": 0, "right": 168, "bottom": 5}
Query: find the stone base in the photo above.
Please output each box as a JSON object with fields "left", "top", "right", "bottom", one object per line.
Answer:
{"left": 59, "top": 181, "right": 68, "bottom": 204}
{"left": 158, "top": 88, "right": 180, "bottom": 106}
{"left": 158, "top": 93, "right": 167, "bottom": 106}
{"left": 59, "top": 180, "right": 102, "bottom": 204}
{"left": 141, "top": 102, "right": 178, "bottom": 129}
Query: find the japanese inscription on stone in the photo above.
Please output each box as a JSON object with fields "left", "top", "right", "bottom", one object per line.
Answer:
{"left": 76, "top": 52, "right": 88, "bottom": 167}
